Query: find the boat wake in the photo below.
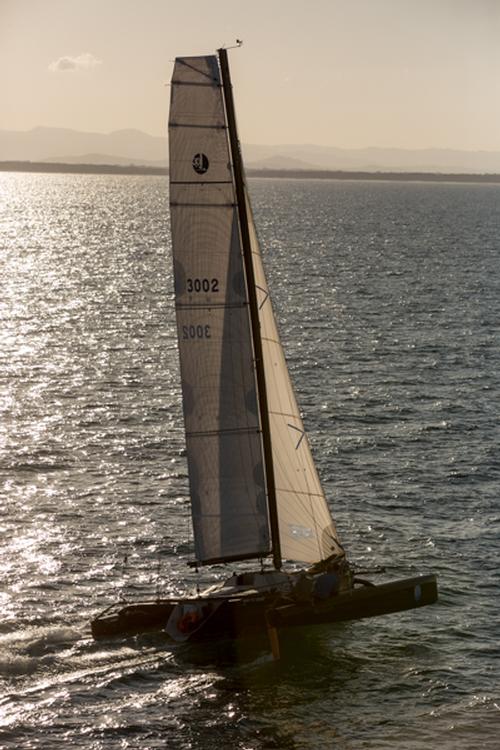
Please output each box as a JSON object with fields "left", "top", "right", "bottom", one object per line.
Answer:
{"left": 0, "top": 625, "right": 183, "bottom": 733}
{"left": 0, "top": 625, "right": 82, "bottom": 678}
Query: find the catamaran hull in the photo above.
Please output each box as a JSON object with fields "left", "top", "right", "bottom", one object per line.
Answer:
{"left": 267, "top": 574, "right": 437, "bottom": 629}
{"left": 90, "top": 574, "right": 437, "bottom": 642}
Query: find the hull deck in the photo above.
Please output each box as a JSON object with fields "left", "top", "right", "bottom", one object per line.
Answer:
{"left": 90, "top": 574, "right": 438, "bottom": 642}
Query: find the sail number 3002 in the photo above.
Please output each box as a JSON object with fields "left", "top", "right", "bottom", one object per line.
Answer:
{"left": 182, "top": 278, "right": 219, "bottom": 339}
{"left": 182, "top": 324, "right": 211, "bottom": 340}
{"left": 187, "top": 277, "right": 219, "bottom": 293}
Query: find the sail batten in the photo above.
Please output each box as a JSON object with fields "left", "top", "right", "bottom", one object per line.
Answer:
{"left": 187, "top": 428, "right": 260, "bottom": 438}
{"left": 171, "top": 203, "right": 236, "bottom": 208}
{"left": 170, "top": 180, "right": 233, "bottom": 185}
{"left": 169, "top": 124, "right": 227, "bottom": 130}
{"left": 171, "top": 81, "right": 221, "bottom": 87}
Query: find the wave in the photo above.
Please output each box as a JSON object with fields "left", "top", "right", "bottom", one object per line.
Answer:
{"left": 0, "top": 625, "right": 82, "bottom": 678}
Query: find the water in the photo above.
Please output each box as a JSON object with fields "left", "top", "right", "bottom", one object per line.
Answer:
{"left": 1, "top": 172, "right": 499, "bottom": 748}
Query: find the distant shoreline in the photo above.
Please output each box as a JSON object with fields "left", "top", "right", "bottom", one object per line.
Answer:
{"left": 1, "top": 160, "right": 500, "bottom": 183}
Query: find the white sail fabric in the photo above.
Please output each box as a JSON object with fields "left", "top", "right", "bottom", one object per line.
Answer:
{"left": 245, "top": 194, "right": 343, "bottom": 564}
{"left": 169, "top": 56, "right": 270, "bottom": 564}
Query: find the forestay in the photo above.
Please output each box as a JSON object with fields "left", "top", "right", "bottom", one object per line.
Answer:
{"left": 169, "top": 55, "right": 270, "bottom": 564}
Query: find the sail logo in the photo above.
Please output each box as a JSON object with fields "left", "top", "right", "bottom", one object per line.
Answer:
{"left": 192, "top": 153, "right": 209, "bottom": 174}
{"left": 289, "top": 524, "right": 314, "bottom": 539}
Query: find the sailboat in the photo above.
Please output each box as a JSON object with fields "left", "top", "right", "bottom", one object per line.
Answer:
{"left": 90, "top": 48, "right": 437, "bottom": 650}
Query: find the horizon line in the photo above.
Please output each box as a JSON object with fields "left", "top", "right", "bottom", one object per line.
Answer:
{"left": 2, "top": 160, "right": 500, "bottom": 184}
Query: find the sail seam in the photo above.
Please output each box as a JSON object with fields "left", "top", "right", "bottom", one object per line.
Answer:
{"left": 170, "top": 180, "right": 232, "bottom": 185}
{"left": 170, "top": 202, "right": 236, "bottom": 207}
{"left": 169, "top": 123, "right": 226, "bottom": 130}
{"left": 175, "top": 302, "right": 247, "bottom": 310}
{"left": 190, "top": 550, "right": 270, "bottom": 567}
{"left": 186, "top": 427, "right": 261, "bottom": 438}
{"left": 171, "top": 80, "right": 221, "bottom": 87}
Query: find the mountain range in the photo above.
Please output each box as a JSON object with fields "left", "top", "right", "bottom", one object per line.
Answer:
{"left": 2, "top": 126, "right": 500, "bottom": 174}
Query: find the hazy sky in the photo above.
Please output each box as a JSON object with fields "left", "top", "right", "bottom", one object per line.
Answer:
{"left": 1, "top": 0, "right": 500, "bottom": 150}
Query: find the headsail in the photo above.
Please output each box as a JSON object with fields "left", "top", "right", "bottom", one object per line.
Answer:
{"left": 246, "top": 195, "right": 343, "bottom": 564}
{"left": 169, "top": 56, "right": 270, "bottom": 564}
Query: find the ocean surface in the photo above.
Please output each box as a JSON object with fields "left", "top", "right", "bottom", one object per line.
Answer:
{"left": 0, "top": 172, "right": 499, "bottom": 749}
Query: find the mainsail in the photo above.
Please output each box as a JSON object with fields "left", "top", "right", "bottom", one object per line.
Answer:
{"left": 169, "top": 56, "right": 269, "bottom": 564}
{"left": 169, "top": 53, "right": 343, "bottom": 567}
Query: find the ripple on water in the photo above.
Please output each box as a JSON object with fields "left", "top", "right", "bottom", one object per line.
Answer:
{"left": 1, "top": 174, "right": 499, "bottom": 748}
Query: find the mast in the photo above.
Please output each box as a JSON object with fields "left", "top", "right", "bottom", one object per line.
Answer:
{"left": 218, "top": 47, "right": 282, "bottom": 570}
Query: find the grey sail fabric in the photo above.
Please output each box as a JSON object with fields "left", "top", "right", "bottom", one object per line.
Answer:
{"left": 245, "top": 193, "right": 343, "bottom": 564}
{"left": 169, "top": 56, "right": 270, "bottom": 564}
